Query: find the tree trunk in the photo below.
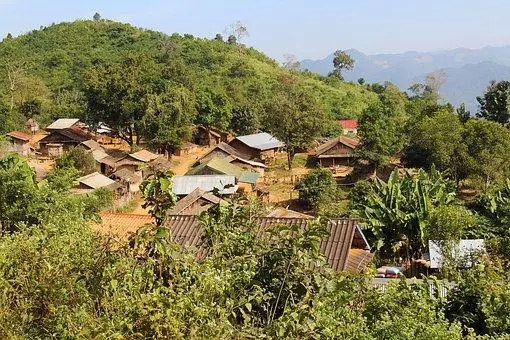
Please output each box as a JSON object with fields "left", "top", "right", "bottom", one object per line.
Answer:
{"left": 287, "top": 150, "right": 294, "bottom": 170}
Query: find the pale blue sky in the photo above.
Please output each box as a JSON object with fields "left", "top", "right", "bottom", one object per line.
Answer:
{"left": 1, "top": 0, "right": 509, "bottom": 60}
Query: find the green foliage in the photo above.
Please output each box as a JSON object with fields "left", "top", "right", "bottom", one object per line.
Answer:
{"left": 351, "top": 167, "right": 457, "bottom": 262}
{"left": 462, "top": 119, "right": 510, "bottom": 185}
{"left": 330, "top": 50, "right": 355, "bottom": 80}
{"left": 445, "top": 260, "right": 510, "bottom": 336}
{"left": 0, "top": 153, "right": 38, "bottom": 231}
{"left": 140, "top": 170, "right": 178, "bottom": 226}
{"left": 264, "top": 78, "right": 331, "bottom": 169}
{"left": 230, "top": 105, "right": 260, "bottom": 135}
{"left": 0, "top": 20, "right": 375, "bottom": 147}
{"left": 357, "top": 85, "right": 408, "bottom": 171}
{"left": 55, "top": 147, "right": 96, "bottom": 175}
{"left": 404, "top": 109, "right": 466, "bottom": 180}
{"left": 296, "top": 168, "right": 336, "bottom": 208}
{"left": 476, "top": 80, "right": 510, "bottom": 125}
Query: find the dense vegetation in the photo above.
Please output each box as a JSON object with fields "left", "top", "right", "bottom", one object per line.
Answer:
{"left": 0, "top": 19, "right": 376, "bottom": 152}
{"left": 0, "top": 157, "right": 509, "bottom": 338}
{"left": 2, "top": 18, "right": 510, "bottom": 337}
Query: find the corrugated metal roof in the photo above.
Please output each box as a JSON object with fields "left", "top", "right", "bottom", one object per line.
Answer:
{"left": 7, "top": 131, "right": 31, "bottom": 141}
{"left": 80, "top": 139, "right": 104, "bottom": 152}
{"left": 315, "top": 136, "right": 359, "bottom": 156}
{"left": 129, "top": 149, "right": 159, "bottom": 163}
{"left": 77, "top": 172, "right": 117, "bottom": 189}
{"left": 94, "top": 212, "right": 153, "bottom": 236}
{"left": 168, "top": 188, "right": 223, "bottom": 215}
{"left": 172, "top": 175, "right": 237, "bottom": 195}
{"left": 239, "top": 171, "right": 259, "bottom": 184}
{"left": 92, "top": 149, "right": 109, "bottom": 162}
{"left": 162, "top": 216, "right": 371, "bottom": 272}
{"left": 338, "top": 119, "right": 358, "bottom": 129}
{"left": 46, "top": 118, "right": 80, "bottom": 130}
{"left": 235, "top": 132, "right": 284, "bottom": 150}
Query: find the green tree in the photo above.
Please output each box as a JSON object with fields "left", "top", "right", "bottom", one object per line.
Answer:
{"left": 403, "top": 109, "right": 466, "bottom": 181}
{"left": 195, "top": 88, "right": 232, "bottom": 131}
{"left": 230, "top": 105, "right": 259, "bottom": 135}
{"left": 141, "top": 86, "right": 196, "bottom": 153}
{"left": 55, "top": 147, "right": 96, "bottom": 175}
{"left": 0, "top": 153, "right": 38, "bottom": 231}
{"left": 351, "top": 167, "right": 457, "bottom": 263}
{"left": 84, "top": 54, "right": 163, "bottom": 146}
{"left": 264, "top": 79, "right": 327, "bottom": 169}
{"left": 357, "top": 85, "right": 408, "bottom": 173}
{"left": 330, "top": 50, "right": 354, "bottom": 80}
{"left": 296, "top": 168, "right": 337, "bottom": 209}
{"left": 476, "top": 80, "right": 510, "bottom": 125}
{"left": 462, "top": 119, "right": 510, "bottom": 186}
{"left": 456, "top": 103, "right": 471, "bottom": 123}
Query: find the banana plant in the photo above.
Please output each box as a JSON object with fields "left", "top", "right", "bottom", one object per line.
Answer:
{"left": 352, "top": 167, "right": 457, "bottom": 263}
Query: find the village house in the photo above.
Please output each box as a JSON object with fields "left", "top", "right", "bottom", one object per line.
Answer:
{"left": 312, "top": 136, "right": 359, "bottom": 168}
{"left": 168, "top": 188, "right": 224, "bottom": 215}
{"left": 113, "top": 149, "right": 160, "bottom": 174}
{"left": 186, "top": 157, "right": 260, "bottom": 192}
{"left": 172, "top": 175, "right": 237, "bottom": 197}
{"left": 174, "top": 142, "right": 199, "bottom": 156}
{"left": 72, "top": 171, "right": 122, "bottom": 195}
{"left": 94, "top": 213, "right": 373, "bottom": 273}
{"left": 197, "top": 142, "right": 267, "bottom": 174}
{"left": 38, "top": 118, "right": 91, "bottom": 158}
{"left": 6, "top": 131, "right": 31, "bottom": 156}
{"left": 338, "top": 119, "right": 358, "bottom": 136}
{"left": 194, "top": 125, "right": 230, "bottom": 147}
{"left": 109, "top": 168, "right": 142, "bottom": 193}
{"left": 162, "top": 216, "right": 373, "bottom": 272}
{"left": 228, "top": 132, "right": 284, "bottom": 163}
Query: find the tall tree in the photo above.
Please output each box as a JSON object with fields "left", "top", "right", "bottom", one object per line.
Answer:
{"left": 330, "top": 50, "right": 354, "bottom": 80}
{"left": 230, "top": 105, "right": 259, "bottom": 135}
{"left": 456, "top": 103, "right": 471, "bottom": 124}
{"left": 476, "top": 80, "right": 510, "bottom": 125}
{"left": 84, "top": 54, "right": 164, "bottom": 146}
{"left": 462, "top": 119, "right": 510, "bottom": 186}
{"left": 141, "top": 86, "right": 196, "bottom": 153}
{"left": 195, "top": 88, "right": 232, "bottom": 131}
{"left": 264, "top": 79, "right": 326, "bottom": 169}
{"left": 425, "top": 69, "right": 447, "bottom": 96}
{"left": 357, "top": 85, "right": 408, "bottom": 173}
{"left": 403, "top": 109, "right": 466, "bottom": 181}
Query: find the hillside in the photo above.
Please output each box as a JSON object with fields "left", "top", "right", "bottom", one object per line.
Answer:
{"left": 0, "top": 20, "right": 376, "bottom": 134}
{"left": 301, "top": 45, "right": 510, "bottom": 112}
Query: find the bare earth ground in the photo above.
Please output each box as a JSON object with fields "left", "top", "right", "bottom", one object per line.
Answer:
{"left": 263, "top": 153, "right": 311, "bottom": 206}
{"left": 169, "top": 146, "right": 212, "bottom": 175}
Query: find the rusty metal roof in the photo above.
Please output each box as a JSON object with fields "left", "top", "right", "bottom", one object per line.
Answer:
{"left": 129, "top": 149, "right": 159, "bottom": 162}
{"left": 162, "top": 216, "right": 371, "bottom": 272}
{"left": 7, "top": 130, "right": 31, "bottom": 141}
{"left": 80, "top": 139, "right": 104, "bottom": 152}
{"left": 314, "top": 136, "right": 359, "bottom": 157}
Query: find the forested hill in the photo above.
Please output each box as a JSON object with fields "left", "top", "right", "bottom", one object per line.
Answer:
{"left": 0, "top": 19, "right": 376, "bottom": 144}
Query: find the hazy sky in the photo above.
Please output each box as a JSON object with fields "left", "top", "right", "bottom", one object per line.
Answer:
{"left": 1, "top": 0, "right": 510, "bottom": 60}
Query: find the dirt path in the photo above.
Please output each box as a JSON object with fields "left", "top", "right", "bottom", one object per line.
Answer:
{"left": 170, "top": 146, "right": 212, "bottom": 175}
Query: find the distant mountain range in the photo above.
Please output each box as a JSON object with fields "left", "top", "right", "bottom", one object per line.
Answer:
{"left": 301, "top": 46, "right": 510, "bottom": 113}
